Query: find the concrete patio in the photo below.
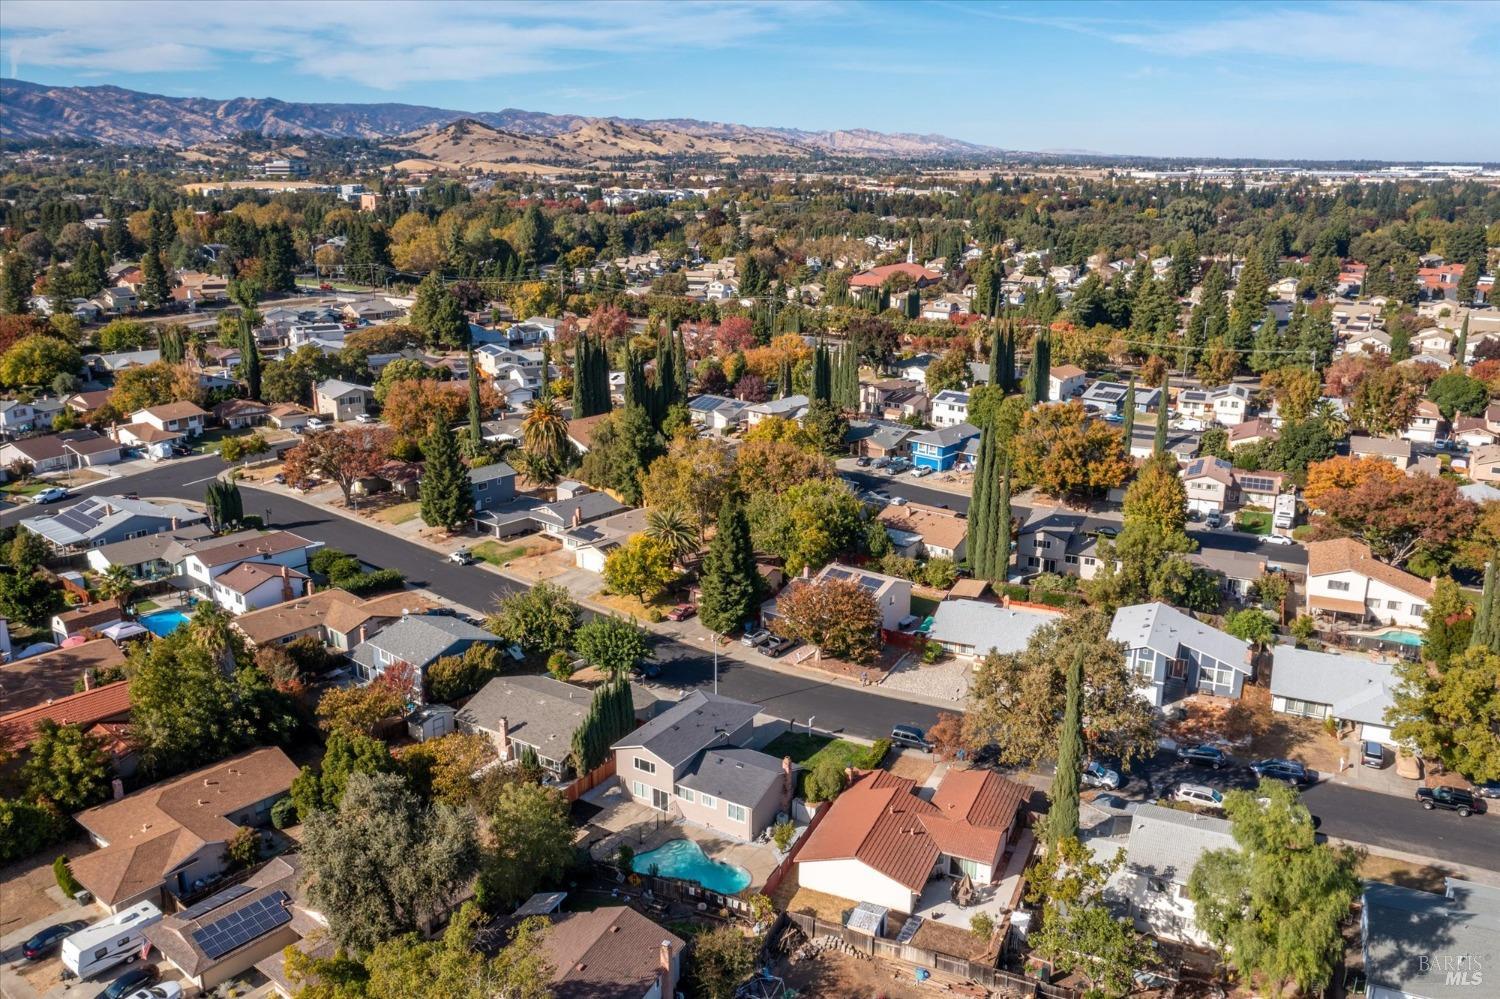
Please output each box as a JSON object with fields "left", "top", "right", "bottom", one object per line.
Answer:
{"left": 909, "top": 828, "right": 1034, "bottom": 927}
{"left": 579, "top": 778, "right": 781, "bottom": 890}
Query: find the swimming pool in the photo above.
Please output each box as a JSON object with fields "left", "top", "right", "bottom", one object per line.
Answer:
{"left": 140, "top": 609, "right": 191, "bottom": 637}
{"left": 632, "top": 839, "right": 751, "bottom": 895}
{"left": 1372, "top": 629, "right": 1424, "bottom": 647}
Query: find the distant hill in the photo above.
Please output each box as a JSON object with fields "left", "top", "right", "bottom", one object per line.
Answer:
{"left": 0, "top": 78, "right": 999, "bottom": 160}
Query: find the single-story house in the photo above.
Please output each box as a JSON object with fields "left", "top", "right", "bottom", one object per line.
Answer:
{"left": 472, "top": 489, "right": 625, "bottom": 540}
{"left": 764, "top": 563, "right": 913, "bottom": 634}
{"left": 845, "top": 419, "right": 915, "bottom": 459}
{"left": 1349, "top": 435, "right": 1414, "bottom": 470}
{"left": 268, "top": 404, "right": 315, "bottom": 432}
{"left": 0, "top": 680, "right": 133, "bottom": 761}
{"left": 213, "top": 399, "right": 271, "bottom": 430}
{"left": 561, "top": 507, "right": 650, "bottom": 574}
{"left": 0, "top": 430, "right": 122, "bottom": 473}
{"left": 50, "top": 603, "right": 126, "bottom": 645}
{"left": 746, "top": 394, "right": 809, "bottom": 426}
{"left": 1361, "top": 878, "right": 1499, "bottom": 999}
{"left": 1270, "top": 646, "right": 1399, "bottom": 744}
{"left": 797, "top": 768, "right": 1032, "bottom": 915}
{"left": 1227, "top": 418, "right": 1278, "bottom": 450}
{"left": 458, "top": 675, "right": 600, "bottom": 780}
{"left": 232, "top": 589, "right": 440, "bottom": 652}
{"left": 928, "top": 600, "right": 1059, "bottom": 659}
{"left": 1112, "top": 803, "right": 1237, "bottom": 946}
{"left": 687, "top": 394, "right": 752, "bottom": 432}
{"left": 350, "top": 613, "right": 504, "bottom": 692}
{"left": 24, "top": 495, "right": 207, "bottom": 551}
{"left": 0, "top": 638, "right": 126, "bottom": 717}
{"left": 876, "top": 501, "right": 969, "bottom": 561}
{"left": 538, "top": 906, "right": 685, "bottom": 999}
{"left": 1108, "top": 602, "right": 1253, "bottom": 707}
{"left": 1304, "top": 538, "right": 1433, "bottom": 629}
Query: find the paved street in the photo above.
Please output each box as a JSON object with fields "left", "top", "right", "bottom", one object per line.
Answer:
{"left": 6, "top": 455, "right": 1497, "bottom": 871}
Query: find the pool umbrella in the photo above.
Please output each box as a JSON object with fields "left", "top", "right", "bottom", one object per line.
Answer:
{"left": 101, "top": 622, "right": 149, "bottom": 642}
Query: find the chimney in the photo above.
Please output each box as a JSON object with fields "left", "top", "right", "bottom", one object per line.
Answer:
{"left": 111, "top": 777, "right": 125, "bottom": 800}
{"left": 83, "top": 670, "right": 93, "bottom": 691}
{"left": 657, "top": 940, "right": 675, "bottom": 999}
{"left": 571, "top": 505, "right": 582, "bottom": 528}
{"left": 170, "top": 517, "right": 178, "bottom": 530}
{"left": 496, "top": 717, "right": 511, "bottom": 761}
{"left": 782, "top": 756, "right": 794, "bottom": 808}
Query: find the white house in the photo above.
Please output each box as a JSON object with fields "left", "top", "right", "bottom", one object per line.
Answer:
{"left": 744, "top": 394, "right": 808, "bottom": 426}
{"left": 929, "top": 389, "right": 970, "bottom": 428}
{"left": 210, "top": 562, "right": 310, "bottom": 614}
{"left": 1304, "top": 538, "right": 1433, "bottom": 629}
{"left": 1112, "top": 804, "right": 1237, "bottom": 947}
{"left": 1048, "top": 365, "right": 1086, "bottom": 402}
{"left": 179, "top": 531, "right": 319, "bottom": 609}
{"left": 1269, "top": 646, "right": 1398, "bottom": 745}
{"left": 1348, "top": 435, "right": 1414, "bottom": 470}
{"left": 1208, "top": 384, "right": 1253, "bottom": 426}
{"left": 1402, "top": 400, "right": 1445, "bottom": 445}
{"left": 132, "top": 401, "right": 209, "bottom": 438}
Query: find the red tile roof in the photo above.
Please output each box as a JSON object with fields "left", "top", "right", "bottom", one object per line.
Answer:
{"left": 0, "top": 681, "right": 132, "bottom": 753}
{"left": 848, "top": 263, "right": 941, "bottom": 289}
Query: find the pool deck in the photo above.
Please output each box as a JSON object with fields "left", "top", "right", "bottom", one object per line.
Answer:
{"left": 579, "top": 778, "right": 780, "bottom": 891}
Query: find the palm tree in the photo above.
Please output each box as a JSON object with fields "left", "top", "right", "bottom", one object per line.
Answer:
{"left": 98, "top": 564, "right": 136, "bottom": 613}
{"left": 1311, "top": 399, "right": 1349, "bottom": 441}
{"left": 518, "top": 396, "right": 574, "bottom": 486}
{"left": 646, "top": 507, "right": 698, "bottom": 564}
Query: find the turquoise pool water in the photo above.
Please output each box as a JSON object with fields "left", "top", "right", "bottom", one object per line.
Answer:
{"left": 140, "top": 609, "right": 191, "bottom": 637}
{"left": 632, "top": 839, "right": 751, "bottom": 894}
{"left": 1373, "top": 629, "right": 1424, "bottom": 647}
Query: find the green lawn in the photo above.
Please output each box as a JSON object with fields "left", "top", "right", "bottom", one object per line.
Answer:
{"left": 1235, "top": 510, "right": 1272, "bottom": 535}
{"left": 373, "top": 501, "right": 421, "bottom": 525}
{"left": 472, "top": 540, "right": 532, "bottom": 566}
{"left": 764, "top": 732, "right": 869, "bottom": 771}
{"left": 1, "top": 480, "right": 48, "bottom": 497}
{"left": 131, "top": 599, "right": 161, "bottom": 613}
{"left": 910, "top": 594, "right": 942, "bottom": 619}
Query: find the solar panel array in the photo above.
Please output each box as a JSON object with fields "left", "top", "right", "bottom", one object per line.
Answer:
{"left": 190, "top": 890, "right": 291, "bottom": 960}
{"left": 177, "top": 884, "right": 251, "bottom": 923}
{"left": 54, "top": 505, "right": 101, "bottom": 533}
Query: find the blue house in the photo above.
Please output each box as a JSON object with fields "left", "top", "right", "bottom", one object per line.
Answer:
{"left": 1108, "top": 602, "right": 1252, "bottom": 707}
{"left": 467, "top": 461, "right": 517, "bottom": 512}
{"left": 908, "top": 422, "right": 980, "bottom": 471}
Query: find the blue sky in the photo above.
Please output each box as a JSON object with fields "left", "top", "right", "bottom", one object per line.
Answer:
{"left": 3, "top": 1, "right": 1497, "bottom": 161}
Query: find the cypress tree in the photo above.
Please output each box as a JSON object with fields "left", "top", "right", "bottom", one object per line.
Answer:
{"left": 969, "top": 424, "right": 995, "bottom": 579}
{"left": 240, "top": 316, "right": 262, "bottom": 401}
{"left": 1154, "top": 371, "right": 1170, "bottom": 457}
{"left": 1456, "top": 314, "right": 1469, "bottom": 367}
{"left": 1121, "top": 377, "right": 1136, "bottom": 456}
{"left": 988, "top": 459, "right": 1011, "bottom": 583}
{"left": 1031, "top": 328, "right": 1051, "bottom": 403}
{"left": 987, "top": 323, "right": 1004, "bottom": 389}
{"left": 811, "top": 343, "right": 831, "bottom": 403}
{"left": 1472, "top": 559, "right": 1494, "bottom": 650}
{"left": 419, "top": 419, "right": 473, "bottom": 531}
{"left": 674, "top": 327, "right": 690, "bottom": 398}
{"left": 159, "top": 328, "right": 184, "bottom": 365}
{"left": 572, "top": 335, "right": 590, "bottom": 418}
{"left": 467, "top": 345, "right": 483, "bottom": 448}
{"left": 698, "top": 495, "right": 760, "bottom": 636}
{"left": 1047, "top": 649, "right": 1084, "bottom": 846}
{"left": 1023, "top": 354, "right": 1039, "bottom": 406}
{"left": 778, "top": 357, "right": 793, "bottom": 399}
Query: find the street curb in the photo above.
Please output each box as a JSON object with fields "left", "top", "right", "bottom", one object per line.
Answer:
{"left": 1327, "top": 838, "right": 1500, "bottom": 889}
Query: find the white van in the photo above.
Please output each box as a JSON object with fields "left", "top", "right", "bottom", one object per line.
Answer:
{"left": 61, "top": 901, "right": 162, "bottom": 979}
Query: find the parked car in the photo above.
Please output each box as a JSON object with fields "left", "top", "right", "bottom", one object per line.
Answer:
{"left": 890, "top": 724, "right": 931, "bottom": 750}
{"left": 889, "top": 496, "right": 908, "bottom": 507}
{"left": 122, "top": 985, "right": 181, "bottom": 999}
{"left": 741, "top": 628, "right": 771, "bottom": 647}
{"left": 909, "top": 466, "right": 933, "bottom": 477}
{"left": 855, "top": 456, "right": 872, "bottom": 467}
{"left": 1417, "top": 785, "right": 1482, "bottom": 816}
{"left": 1362, "top": 740, "right": 1387, "bottom": 768}
{"left": 354, "top": 413, "right": 377, "bottom": 424}
{"left": 1177, "top": 744, "right": 1231, "bottom": 770}
{"left": 30, "top": 486, "right": 69, "bottom": 504}
{"left": 169, "top": 442, "right": 192, "bottom": 456}
{"left": 1474, "top": 781, "right": 1500, "bottom": 800}
{"left": 1250, "top": 758, "right": 1315, "bottom": 785}
{"left": 22, "top": 920, "right": 88, "bottom": 959}
{"left": 1081, "top": 761, "right": 1123, "bottom": 789}
{"left": 1204, "top": 511, "right": 1223, "bottom": 529}
{"left": 271, "top": 473, "right": 286, "bottom": 484}
{"left": 1261, "top": 534, "right": 1294, "bottom": 546}
{"left": 102, "top": 967, "right": 159, "bottom": 999}
{"left": 665, "top": 604, "right": 696, "bottom": 622}
{"left": 1173, "top": 783, "right": 1225, "bottom": 810}
{"left": 759, "top": 635, "right": 794, "bottom": 657}
{"left": 447, "top": 548, "right": 475, "bottom": 565}
{"left": 305, "top": 417, "right": 327, "bottom": 431}
{"left": 635, "top": 661, "right": 661, "bottom": 679}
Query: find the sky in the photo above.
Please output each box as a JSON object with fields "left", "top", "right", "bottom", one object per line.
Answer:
{"left": 3, "top": 0, "right": 1498, "bottom": 161}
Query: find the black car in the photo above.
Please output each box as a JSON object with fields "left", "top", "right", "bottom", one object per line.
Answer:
{"left": 1417, "top": 785, "right": 1482, "bottom": 817}
{"left": 1177, "top": 744, "right": 1230, "bottom": 770}
{"left": 855, "top": 456, "right": 872, "bottom": 467}
{"left": 102, "top": 967, "right": 159, "bottom": 999}
{"left": 22, "top": 920, "right": 87, "bottom": 959}
{"left": 1250, "top": 758, "right": 1315, "bottom": 786}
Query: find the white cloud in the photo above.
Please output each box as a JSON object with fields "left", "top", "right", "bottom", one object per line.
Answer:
{"left": 1, "top": 0, "right": 832, "bottom": 90}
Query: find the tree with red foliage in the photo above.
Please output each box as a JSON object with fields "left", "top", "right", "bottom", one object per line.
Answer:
{"left": 1310, "top": 473, "right": 1477, "bottom": 566}
{"left": 586, "top": 304, "right": 631, "bottom": 342}
{"left": 282, "top": 426, "right": 396, "bottom": 506}
{"left": 734, "top": 373, "right": 770, "bottom": 403}
{"left": 1324, "top": 352, "right": 1387, "bottom": 399}
{"left": 927, "top": 712, "right": 966, "bottom": 761}
{"left": 775, "top": 576, "right": 882, "bottom": 665}
{"left": 0, "top": 314, "right": 51, "bottom": 355}
{"left": 715, "top": 316, "right": 757, "bottom": 354}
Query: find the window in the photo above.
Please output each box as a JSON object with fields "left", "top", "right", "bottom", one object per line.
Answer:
{"left": 1037, "top": 539, "right": 1053, "bottom": 550}
{"left": 726, "top": 802, "right": 747, "bottom": 823}
{"left": 699, "top": 794, "right": 716, "bottom": 809}
{"left": 1026, "top": 556, "right": 1041, "bottom": 568}
{"left": 1279, "top": 697, "right": 1325, "bottom": 719}
{"left": 1083, "top": 557, "right": 1097, "bottom": 567}
{"left": 1411, "top": 603, "right": 1426, "bottom": 615}
{"left": 1064, "top": 555, "right": 1078, "bottom": 565}
{"left": 1327, "top": 580, "right": 1351, "bottom": 592}
{"left": 1199, "top": 660, "right": 1235, "bottom": 689}
{"left": 1147, "top": 878, "right": 1167, "bottom": 894}
{"left": 675, "top": 785, "right": 695, "bottom": 803}
{"left": 633, "top": 757, "right": 656, "bottom": 775}
{"left": 631, "top": 780, "right": 648, "bottom": 799}
{"left": 1387, "top": 600, "right": 1401, "bottom": 610}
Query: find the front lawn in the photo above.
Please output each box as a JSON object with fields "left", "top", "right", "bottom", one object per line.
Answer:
{"left": 764, "top": 732, "right": 872, "bottom": 771}
{"left": 1235, "top": 510, "right": 1272, "bottom": 535}
{"left": 472, "top": 539, "right": 543, "bottom": 566}
{"left": 373, "top": 501, "right": 420, "bottom": 525}
{"left": 1, "top": 479, "right": 48, "bottom": 497}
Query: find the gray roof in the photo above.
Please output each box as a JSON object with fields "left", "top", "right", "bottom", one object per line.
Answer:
{"left": 468, "top": 461, "right": 516, "bottom": 485}
{"left": 748, "top": 394, "right": 809, "bottom": 416}
{"left": 931, "top": 390, "right": 969, "bottom": 405}
{"left": 1363, "top": 879, "right": 1500, "bottom": 999}
{"left": 24, "top": 495, "right": 206, "bottom": 548}
{"left": 91, "top": 523, "right": 219, "bottom": 567}
{"left": 458, "top": 675, "right": 594, "bottom": 757}
{"left": 910, "top": 422, "right": 979, "bottom": 448}
{"left": 1108, "top": 602, "right": 1250, "bottom": 672}
{"left": 1270, "top": 646, "right": 1397, "bottom": 724}
{"left": 1349, "top": 434, "right": 1412, "bottom": 458}
{"left": 678, "top": 748, "right": 785, "bottom": 806}
{"left": 929, "top": 600, "right": 1056, "bottom": 656}
{"left": 351, "top": 614, "right": 499, "bottom": 671}
{"left": 1125, "top": 803, "right": 1235, "bottom": 886}
{"left": 315, "top": 378, "right": 372, "bottom": 398}
{"left": 611, "top": 690, "right": 758, "bottom": 767}
{"left": 536, "top": 491, "right": 624, "bottom": 528}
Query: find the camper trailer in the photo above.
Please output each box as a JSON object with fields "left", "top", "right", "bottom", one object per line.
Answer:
{"left": 1273, "top": 492, "right": 1297, "bottom": 530}
{"left": 61, "top": 901, "right": 162, "bottom": 979}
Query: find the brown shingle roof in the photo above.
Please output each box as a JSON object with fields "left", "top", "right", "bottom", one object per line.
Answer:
{"left": 877, "top": 501, "right": 969, "bottom": 554}
{"left": 214, "top": 561, "right": 308, "bottom": 596}
{"left": 137, "top": 401, "right": 210, "bottom": 421}
{"left": 116, "top": 422, "right": 182, "bottom": 443}
{"left": 566, "top": 413, "right": 611, "bottom": 451}
{"left": 541, "top": 907, "right": 683, "bottom": 999}
{"left": 189, "top": 531, "right": 314, "bottom": 568}
{"left": 53, "top": 603, "right": 125, "bottom": 634}
{"left": 0, "top": 638, "right": 125, "bottom": 715}
{"left": 1306, "top": 538, "right": 1435, "bottom": 600}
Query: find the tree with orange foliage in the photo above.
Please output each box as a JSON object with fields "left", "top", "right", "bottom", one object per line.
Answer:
{"left": 743, "top": 333, "right": 812, "bottom": 380}
{"left": 775, "top": 576, "right": 881, "bottom": 664}
{"left": 381, "top": 378, "right": 503, "bottom": 439}
{"left": 282, "top": 426, "right": 395, "bottom": 505}
{"left": 1302, "top": 456, "right": 1404, "bottom": 512}
{"left": 1011, "top": 401, "right": 1131, "bottom": 504}
{"left": 1310, "top": 473, "right": 1477, "bottom": 566}
{"left": 926, "top": 712, "right": 966, "bottom": 761}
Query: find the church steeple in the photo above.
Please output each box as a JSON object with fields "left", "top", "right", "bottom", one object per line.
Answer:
{"left": 907, "top": 237, "right": 915, "bottom": 265}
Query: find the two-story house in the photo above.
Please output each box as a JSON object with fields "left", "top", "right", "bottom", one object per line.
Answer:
{"left": 908, "top": 422, "right": 979, "bottom": 471}
{"left": 1108, "top": 601, "right": 1253, "bottom": 707}
{"left": 179, "top": 531, "right": 319, "bottom": 609}
{"left": 1402, "top": 400, "right": 1445, "bottom": 445}
{"left": 313, "top": 379, "right": 374, "bottom": 422}
{"left": 611, "top": 691, "right": 789, "bottom": 842}
{"left": 1015, "top": 509, "right": 1117, "bottom": 580}
{"left": 1180, "top": 458, "right": 1286, "bottom": 515}
{"left": 876, "top": 501, "right": 968, "bottom": 562}
{"left": 1304, "top": 538, "right": 1433, "bottom": 629}
{"left": 209, "top": 562, "right": 310, "bottom": 614}
{"left": 350, "top": 614, "right": 504, "bottom": 692}
{"left": 1348, "top": 435, "right": 1414, "bottom": 471}
{"left": 137, "top": 402, "right": 210, "bottom": 438}
{"left": 929, "top": 390, "right": 970, "bottom": 428}
{"left": 1079, "top": 381, "right": 1161, "bottom": 419}
{"left": 1111, "top": 804, "right": 1237, "bottom": 947}
{"left": 1048, "top": 365, "right": 1087, "bottom": 402}
{"left": 466, "top": 461, "right": 517, "bottom": 512}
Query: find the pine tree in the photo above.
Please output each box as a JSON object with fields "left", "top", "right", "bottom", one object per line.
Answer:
{"left": 419, "top": 419, "right": 473, "bottom": 531}
{"left": 1154, "top": 372, "right": 1170, "bottom": 457}
{"left": 140, "top": 248, "right": 170, "bottom": 309}
{"left": 240, "top": 317, "right": 262, "bottom": 401}
{"left": 698, "top": 495, "right": 760, "bottom": 636}
{"left": 1046, "top": 650, "right": 1084, "bottom": 845}
{"left": 1249, "top": 307, "right": 1282, "bottom": 374}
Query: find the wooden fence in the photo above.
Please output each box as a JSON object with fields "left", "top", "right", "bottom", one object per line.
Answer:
{"left": 780, "top": 911, "right": 1077, "bottom": 999}
{"left": 759, "top": 798, "right": 829, "bottom": 899}
{"left": 564, "top": 756, "right": 617, "bottom": 802}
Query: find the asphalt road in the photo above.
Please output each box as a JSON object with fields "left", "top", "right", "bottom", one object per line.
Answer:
{"left": 8, "top": 456, "right": 1497, "bottom": 871}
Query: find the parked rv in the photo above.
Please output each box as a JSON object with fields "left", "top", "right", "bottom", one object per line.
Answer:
{"left": 61, "top": 902, "right": 162, "bottom": 980}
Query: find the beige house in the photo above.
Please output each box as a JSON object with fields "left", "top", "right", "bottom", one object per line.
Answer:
{"left": 1468, "top": 443, "right": 1500, "bottom": 484}
{"left": 313, "top": 379, "right": 374, "bottom": 421}
{"left": 610, "top": 691, "right": 789, "bottom": 842}
{"left": 1048, "top": 364, "right": 1086, "bottom": 401}
{"left": 1348, "top": 435, "right": 1414, "bottom": 470}
{"left": 1402, "top": 400, "right": 1444, "bottom": 444}
{"left": 876, "top": 501, "right": 969, "bottom": 561}
{"left": 133, "top": 401, "right": 209, "bottom": 437}
{"left": 1304, "top": 537, "right": 1433, "bottom": 629}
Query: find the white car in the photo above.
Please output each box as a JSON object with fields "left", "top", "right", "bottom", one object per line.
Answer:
{"left": 354, "top": 413, "right": 377, "bottom": 424}
{"left": 1173, "top": 783, "right": 1225, "bottom": 810}
{"left": 909, "top": 466, "right": 933, "bottom": 477}
{"left": 889, "top": 495, "right": 909, "bottom": 506}
{"left": 125, "top": 984, "right": 183, "bottom": 999}
{"left": 305, "top": 417, "right": 327, "bottom": 432}
{"left": 30, "top": 486, "right": 69, "bottom": 504}
{"left": 1261, "top": 535, "right": 1294, "bottom": 546}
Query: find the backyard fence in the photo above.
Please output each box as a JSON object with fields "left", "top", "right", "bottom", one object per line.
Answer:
{"left": 592, "top": 862, "right": 756, "bottom": 918}
{"left": 779, "top": 910, "right": 1078, "bottom": 999}
{"left": 564, "top": 756, "right": 617, "bottom": 803}
{"left": 759, "top": 798, "right": 830, "bottom": 899}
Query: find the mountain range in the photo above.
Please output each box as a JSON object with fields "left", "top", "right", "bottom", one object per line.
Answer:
{"left": 0, "top": 78, "right": 999, "bottom": 160}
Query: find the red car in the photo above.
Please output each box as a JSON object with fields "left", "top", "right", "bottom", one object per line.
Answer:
{"left": 665, "top": 604, "right": 696, "bottom": 622}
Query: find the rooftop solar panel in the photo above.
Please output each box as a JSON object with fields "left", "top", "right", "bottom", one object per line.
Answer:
{"left": 177, "top": 884, "right": 252, "bottom": 922}
{"left": 190, "top": 890, "right": 291, "bottom": 960}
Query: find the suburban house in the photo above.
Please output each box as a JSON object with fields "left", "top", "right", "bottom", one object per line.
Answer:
{"left": 473, "top": 486, "right": 625, "bottom": 540}
{"left": 1270, "top": 646, "right": 1398, "bottom": 745}
{"left": 1180, "top": 458, "right": 1286, "bottom": 515}
{"left": 1015, "top": 509, "right": 1118, "bottom": 580}
{"left": 909, "top": 422, "right": 980, "bottom": 471}
{"left": 0, "top": 638, "right": 126, "bottom": 716}
{"left": 797, "top": 768, "right": 1032, "bottom": 915}
{"left": 561, "top": 507, "right": 649, "bottom": 574}
{"left": 23, "top": 495, "right": 207, "bottom": 551}
{"left": 1349, "top": 435, "right": 1414, "bottom": 470}
{"left": 350, "top": 613, "right": 504, "bottom": 690}
{"left": 467, "top": 461, "right": 517, "bottom": 512}
{"left": 1451, "top": 418, "right": 1497, "bottom": 450}
{"left": 0, "top": 429, "right": 122, "bottom": 474}
{"left": 213, "top": 399, "right": 271, "bottom": 430}
{"left": 459, "top": 675, "right": 603, "bottom": 780}
{"left": 95, "top": 286, "right": 139, "bottom": 314}
{"left": 928, "top": 600, "right": 1058, "bottom": 660}
{"left": 1080, "top": 380, "right": 1160, "bottom": 418}
{"left": 1403, "top": 400, "right": 1445, "bottom": 444}
{"left": 313, "top": 379, "right": 375, "bottom": 421}
{"left": 687, "top": 394, "right": 751, "bottom": 432}
{"left": 267, "top": 404, "right": 315, "bottom": 432}
{"left": 233, "top": 589, "right": 439, "bottom": 652}
{"left": 1108, "top": 602, "right": 1253, "bottom": 707}
{"left": 131, "top": 401, "right": 210, "bottom": 438}
{"left": 1304, "top": 538, "right": 1433, "bottom": 629}
{"left": 766, "top": 563, "right": 913, "bottom": 634}
{"left": 179, "top": 531, "right": 319, "bottom": 609}
{"left": 745, "top": 394, "right": 809, "bottom": 426}
{"left": 1, "top": 680, "right": 133, "bottom": 766}
{"left": 929, "top": 389, "right": 970, "bottom": 428}
{"left": 1112, "top": 804, "right": 1236, "bottom": 946}
{"left": 876, "top": 501, "right": 968, "bottom": 561}
{"left": 847, "top": 261, "right": 941, "bottom": 298}
{"left": 846, "top": 420, "right": 915, "bottom": 460}
{"left": 69, "top": 747, "right": 299, "bottom": 912}
{"left": 1466, "top": 443, "right": 1500, "bottom": 484}
{"left": 1047, "top": 365, "right": 1086, "bottom": 402}
{"left": 538, "top": 907, "right": 685, "bottom": 999}
{"left": 210, "top": 562, "right": 311, "bottom": 614}
{"left": 611, "top": 690, "right": 788, "bottom": 842}
{"left": 1, "top": 399, "right": 40, "bottom": 434}
{"left": 1227, "top": 418, "right": 1278, "bottom": 450}
{"left": 1189, "top": 547, "right": 1268, "bottom": 602}
{"left": 51, "top": 603, "right": 126, "bottom": 644}
{"left": 1360, "top": 878, "right": 1499, "bottom": 999}
{"left": 859, "top": 378, "right": 927, "bottom": 420}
